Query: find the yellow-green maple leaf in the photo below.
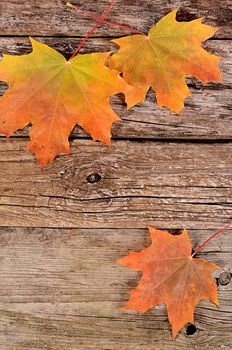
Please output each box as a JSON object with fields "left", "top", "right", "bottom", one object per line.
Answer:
{"left": 109, "top": 10, "right": 222, "bottom": 113}
{"left": 0, "top": 38, "right": 142, "bottom": 168}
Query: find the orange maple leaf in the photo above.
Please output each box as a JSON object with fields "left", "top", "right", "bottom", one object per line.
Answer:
{"left": 118, "top": 226, "right": 219, "bottom": 338}
{"left": 0, "top": 38, "right": 142, "bottom": 168}
{"left": 109, "top": 10, "right": 222, "bottom": 113}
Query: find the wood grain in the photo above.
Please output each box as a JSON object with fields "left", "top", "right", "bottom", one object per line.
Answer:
{"left": 0, "top": 0, "right": 231, "bottom": 38}
{"left": 0, "top": 139, "right": 231, "bottom": 229}
{"left": 0, "top": 227, "right": 231, "bottom": 350}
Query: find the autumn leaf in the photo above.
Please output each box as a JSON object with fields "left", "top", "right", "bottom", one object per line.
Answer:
{"left": 118, "top": 226, "right": 219, "bottom": 338}
{"left": 0, "top": 38, "right": 142, "bottom": 168}
{"left": 109, "top": 10, "right": 222, "bottom": 113}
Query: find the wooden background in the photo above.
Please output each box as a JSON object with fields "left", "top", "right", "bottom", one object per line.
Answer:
{"left": 0, "top": 1, "right": 231, "bottom": 349}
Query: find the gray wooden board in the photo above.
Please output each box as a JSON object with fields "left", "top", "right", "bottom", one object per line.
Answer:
{"left": 0, "top": 0, "right": 231, "bottom": 349}
{"left": 0, "top": 227, "right": 231, "bottom": 350}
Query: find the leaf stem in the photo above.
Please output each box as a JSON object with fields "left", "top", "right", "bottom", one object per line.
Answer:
{"left": 69, "top": 0, "right": 116, "bottom": 60}
{"left": 191, "top": 220, "right": 232, "bottom": 257}
{"left": 67, "top": 2, "right": 144, "bottom": 36}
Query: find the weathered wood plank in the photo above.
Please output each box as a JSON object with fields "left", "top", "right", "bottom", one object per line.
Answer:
{"left": 0, "top": 139, "right": 231, "bottom": 229}
{"left": 0, "top": 227, "right": 231, "bottom": 349}
{"left": 0, "top": 38, "right": 231, "bottom": 140}
{"left": 0, "top": 0, "right": 231, "bottom": 38}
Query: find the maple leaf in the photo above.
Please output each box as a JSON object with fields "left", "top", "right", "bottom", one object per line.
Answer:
{"left": 108, "top": 10, "right": 222, "bottom": 113}
{"left": 118, "top": 226, "right": 219, "bottom": 338}
{"left": 0, "top": 38, "right": 142, "bottom": 168}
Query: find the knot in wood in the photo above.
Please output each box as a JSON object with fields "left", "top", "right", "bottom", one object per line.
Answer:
{"left": 186, "top": 324, "right": 197, "bottom": 336}
{"left": 219, "top": 271, "right": 231, "bottom": 285}
{"left": 86, "top": 172, "right": 102, "bottom": 184}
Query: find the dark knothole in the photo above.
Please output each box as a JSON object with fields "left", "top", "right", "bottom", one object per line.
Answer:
{"left": 176, "top": 8, "right": 197, "bottom": 22}
{"left": 218, "top": 271, "right": 231, "bottom": 286}
{"left": 167, "top": 228, "right": 182, "bottom": 235}
{"left": 86, "top": 172, "right": 102, "bottom": 184}
{"left": 186, "top": 324, "right": 197, "bottom": 336}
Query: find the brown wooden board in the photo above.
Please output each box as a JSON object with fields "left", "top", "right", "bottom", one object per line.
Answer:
{"left": 0, "top": 139, "right": 231, "bottom": 229}
{"left": 0, "top": 38, "right": 231, "bottom": 141}
{"left": 0, "top": 0, "right": 231, "bottom": 38}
